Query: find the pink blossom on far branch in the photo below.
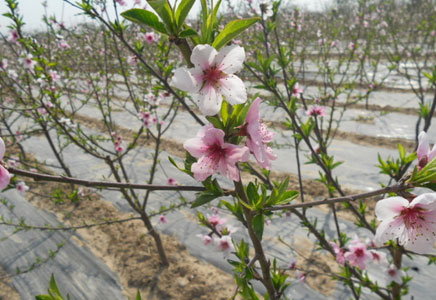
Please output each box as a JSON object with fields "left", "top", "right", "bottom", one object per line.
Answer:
{"left": 244, "top": 98, "right": 277, "bottom": 169}
{"left": 172, "top": 44, "right": 247, "bottom": 116}
{"left": 306, "top": 105, "right": 326, "bottom": 117}
{"left": 183, "top": 124, "right": 250, "bottom": 182}
{"left": 17, "top": 181, "right": 29, "bottom": 195}
{"left": 417, "top": 131, "right": 436, "bottom": 169}
{"left": 144, "top": 32, "right": 156, "bottom": 44}
{"left": 0, "top": 137, "right": 12, "bottom": 190}
{"left": 374, "top": 193, "right": 436, "bottom": 254}
{"left": 343, "top": 239, "right": 372, "bottom": 269}
{"left": 292, "top": 83, "right": 303, "bottom": 97}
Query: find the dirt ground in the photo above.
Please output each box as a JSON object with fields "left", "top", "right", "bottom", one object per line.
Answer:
{"left": 24, "top": 180, "right": 236, "bottom": 300}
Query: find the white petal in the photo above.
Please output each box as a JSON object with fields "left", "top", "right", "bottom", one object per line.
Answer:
{"left": 215, "top": 45, "right": 245, "bottom": 74}
{"left": 195, "top": 85, "right": 222, "bottom": 116}
{"left": 218, "top": 75, "right": 247, "bottom": 105}
{"left": 191, "top": 44, "right": 217, "bottom": 69}
{"left": 404, "top": 230, "right": 436, "bottom": 254}
{"left": 171, "top": 67, "right": 201, "bottom": 93}
{"left": 410, "top": 193, "right": 436, "bottom": 211}
{"left": 374, "top": 218, "right": 405, "bottom": 246}
{"left": 0, "top": 137, "right": 5, "bottom": 160}
{"left": 417, "top": 131, "right": 430, "bottom": 160}
{"left": 375, "top": 197, "right": 408, "bottom": 221}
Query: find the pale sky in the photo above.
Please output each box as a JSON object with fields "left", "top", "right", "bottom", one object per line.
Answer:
{"left": 0, "top": 0, "right": 332, "bottom": 34}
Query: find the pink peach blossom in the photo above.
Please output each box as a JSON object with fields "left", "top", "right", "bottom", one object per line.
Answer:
{"left": 197, "top": 234, "right": 212, "bottom": 246}
{"left": 215, "top": 235, "right": 233, "bottom": 252}
{"left": 344, "top": 239, "right": 372, "bottom": 269}
{"left": 386, "top": 264, "right": 404, "bottom": 284}
{"left": 0, "top": 137, "right": 12, "bottom": 190}
{"left": 306, "top": 105, "right": 326, "bottom": 117}
{"left": 8, "top": 30, "right": 19, "bottom": 43}
{"left": 183, "top": 124, "right": 250, "bottom": 181}
{"left": 17, "top": 181, "right": 29, "bottom": 195}
{"left": 1, "top": 58, "right": 7, "bottom": 69}
{"left": 244, "top": 98, "right": 277, "bottom": 169}
{"left": 159, "top": 215, "right": 168, "bottom": 224}
{"left": 145, "top": 32, "right": 156, "bottom": 44}
{"left": 292, "top": 83, "right": 303, "bottom": 97}
{"left": 172, "top": 44, "right": 247, "bottom": 116}
{"left": 417, "top": 131, "right": 436, "bottom": 169}
{"left": 374, "top": 194, "right": 436, "bottom": 254}
{"left": 330, "top": 241, "right": 346, "bottom": 265}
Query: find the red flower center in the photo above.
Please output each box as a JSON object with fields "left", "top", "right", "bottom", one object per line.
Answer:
{"left": 204, "top": 67, "right": 223, "bottom": 85}
{"left": 400, "top": 206, "right": 425, "bottom": 229}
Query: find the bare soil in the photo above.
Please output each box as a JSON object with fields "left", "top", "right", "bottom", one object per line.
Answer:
{"left": 26, "top": 180, "right": 236, "bottom": 300}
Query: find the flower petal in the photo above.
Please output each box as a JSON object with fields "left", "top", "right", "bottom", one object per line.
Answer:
{"left": 171, "top": 67, "right": 201, "bottom": 93}
{"left": 410, "top": 193, "right": 436, "bottom": 211}
{"left": 183, "top": 137, "right": 206, "bottom": 158}
{"left": 0, "top": 165, "right": 11, "bottom": 190}
{"left": 375, "top": 197, "right": 409, "bottom": 221}
{"left": 191, "top": 44, "right": 217, "bottom": 69}
{"left": 191, "top": 158, "right": 216, "bottom": 181}
{"left": 374, "top": 217, "right": 406, "bottom": 246}
{"left": 246, "top": 97, "right": 261, "bottom": 124}
{"left": 218, "top": 74, "right": 247, "bottom": 105}
{"left": 195, "top": 85, "right": 222, "bottom": 116}
{"left": 215, "top": 45, "right": 245, "bottom": 74}
{"left": 417, "top": 131, "right": 430, "bottom": 161}
{"left": 224, "top": 144, "right": 250, "bottom": 164}
{"left": 0, "top": 137, "right": 5, "bottom": 160}
{"left": 404, "top": 229, "right": 436, "bottom": 254}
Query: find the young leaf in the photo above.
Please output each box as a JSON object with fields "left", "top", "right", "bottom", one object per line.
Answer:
{"left": 175, "top": 0, "right": 195, "bottom": 30}
{"left": 178, "top": 28, "right": 198, "bottom": 38}
{"left": 252, "top": 214, "right": 264, "bottom": 240}
{"left": 147, "top": 0, "right": 175, "bottom": 33}
{"left": 121, "top": 9, "right": 167, "bottom": 34}
{"left": 212, "top": 17, "right": 260, "bottom": 50}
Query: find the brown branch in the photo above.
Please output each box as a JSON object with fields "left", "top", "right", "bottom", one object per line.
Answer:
{"left": 8, "top": 167, "right": 206, "bottom": 192}
{"left": 266, "top": 183, "right": 412, "bottom": 211}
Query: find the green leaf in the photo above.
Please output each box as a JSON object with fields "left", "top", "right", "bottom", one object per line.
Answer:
{"left": 252, "top": 214, "right": 264, "bottom": 240}
{"left": 221, "top": 100, "right": 230, "bottom": 126}
{"left": 121, "top": 9, "right": 167, "bottom": 34}
{"left": 147, "top": 0, "right": 175, "bottom": 33}
{"left": 212, "top": 17, "right": 260, "bottom": 50}
{"left": 191, "top": 190, "right": 222, "bottom": 208}
{"left": 178, "top": 28, "right": 198, "bottom": 38}
{"left": 175, "top": 0, "right": 195, "bottom": 30}
{"left": 35, "top": 296, "right": 52, "bottom": 300}
{"left": 135, "top": 291, "right": 142, "bottom": 300}
{"left": 48, "top": 275, "right": 63, "bottom": 299}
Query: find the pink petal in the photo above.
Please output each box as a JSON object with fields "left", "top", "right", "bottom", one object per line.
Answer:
{"left": 202, "top": 127, "right": 225, "bottom": 148}
{"left": 0, "top": 165, "right": 11, "bottom": 190}
{"left": 246, "top": 98, "right": 261, "bottom": 124}
{"left": 215, "top": 45, "right": 245, "bottom": 74}
{"left": 172, "top": 67, "right": 201, "bottom": 93}
{"left": 183, "top": 136, "right": 207, "bottom": 158}
{"left": 224, "top": 144, "right": 250, "bottom": 164}
{"left": 218, "top": 74, "right": 247, "bottom": 105}
{"left": 375, "top": 197, "right": 409, "bottom": 221}
{"left": 191, "top": 44, "right": 217, "bottom": 69}
{"left": 191, "top": 156, "right": 217, "bottom": 181}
